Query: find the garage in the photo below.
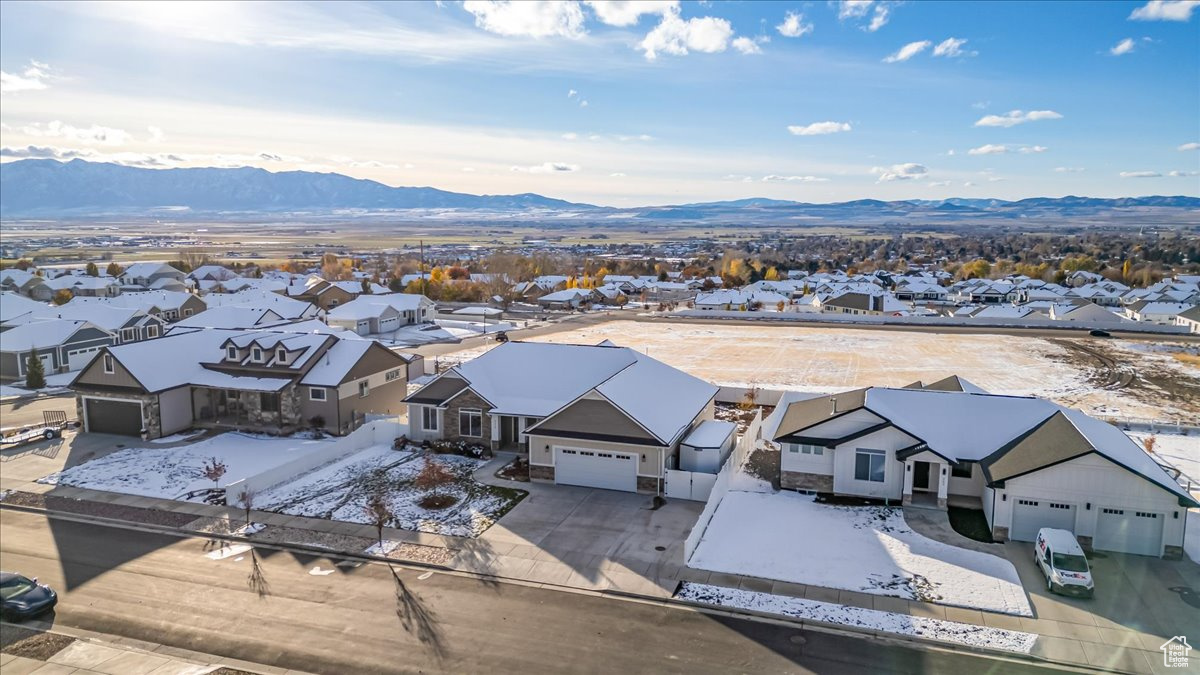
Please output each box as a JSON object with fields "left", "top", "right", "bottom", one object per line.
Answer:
{"left": 1010, "top": 498, "right": 1076, "bottom": 542}
{"left": 67, "top": 347, "right": 102, "bottom": 371}
{"left": 554, "top": 447, "right": 637, "bottom": 492}
{"left": 379, "top": 316, "right": 400, "bottom": 333}
{"left": 84, "top": 398, "right": 144, "bottom": 436}
{"left": 1095, "top": 507, "right": 1163, "bottom": 556}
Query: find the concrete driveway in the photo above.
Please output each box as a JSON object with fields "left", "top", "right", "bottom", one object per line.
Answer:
{"left": 0, "top": 430, "right": 136, "bottom": 493}
{"left": 1006, "top": 541, "right": 1200, "bottom": 671}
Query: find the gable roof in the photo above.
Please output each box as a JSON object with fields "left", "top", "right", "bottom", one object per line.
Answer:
{"left": 0, "top": 291, "right": 49, "bottom": 323}
{"left": 0, "top": 319, "right": 107, "bottom": 351}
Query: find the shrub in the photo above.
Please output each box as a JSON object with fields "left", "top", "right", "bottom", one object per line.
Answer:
{"left": 309, "top": 415, "right": 326, "bottom": 429}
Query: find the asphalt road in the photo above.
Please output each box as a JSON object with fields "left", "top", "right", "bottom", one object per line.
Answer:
{"left": 0, "top": 509, "right": 1064, "bottom": 675}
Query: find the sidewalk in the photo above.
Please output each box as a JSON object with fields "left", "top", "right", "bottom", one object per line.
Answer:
{"left": 1, "top": 454, "right": 1169, "bottom": 674}
{"left": 1, "top": 621, "right": 308, "bottom": 675}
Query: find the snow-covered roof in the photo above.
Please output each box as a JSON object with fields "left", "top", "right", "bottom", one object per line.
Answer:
{"left": 0, "top": 291, "right": 49, "bottom": 323}
{"left": 0, "top": 319, "right": 106, "bottom": 352}
{"left": 299, "top": 340, "right": 375, "bottom": 387}
{"left": 452, "top": 306, "right": 503, "bottom": 316}
{"left": 200, "top": 290, "right": 315, "bottom": 317}
{"left": 121, "top": 262, "right": 178, "bottom": 278}
{"left": 682, "top": 420, "right": 736, "bottom": 449}
{"left": 327, "top": 293, "right": 431, "bottom": 321}
{"left": 538, "top": 289, "right": 591, "bottom": 302}
{"left": 71, "top": 290, "right": 196, "bottom": 312}
{"left": 9, "top": 303, "right": 151, "bottom": 331}
{"left": 173, "top": 306, "right": 283, "bottom": 329}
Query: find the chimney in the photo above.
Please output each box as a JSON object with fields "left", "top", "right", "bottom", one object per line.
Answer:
{"left": 830, "top": 397, "right": 838, "bottom": 415}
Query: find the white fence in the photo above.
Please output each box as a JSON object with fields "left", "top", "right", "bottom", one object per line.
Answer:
{"left": 224, "top": 420, "right": 406, "bottom": 505}
{"left": 682, "top": 409, "right": 762, "bottom": 560}
{"left": 665, "top": 469, "right": 718, "bottom": 501}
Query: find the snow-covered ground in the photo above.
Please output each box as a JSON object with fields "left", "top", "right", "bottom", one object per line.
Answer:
{"left": 689, "top": 491, "right": 1032, "bottom": 616}
{"left": 0, "top": 373, "right": 74, "bottom": 401}
{"left": 677, "top": 582, "right": 1037, "bottom": 654}
{"left": 40, "top": 432, "right": 330, "bottom": 499}
{"left": 255, "top": 445, "right": 521, "bottom": 538}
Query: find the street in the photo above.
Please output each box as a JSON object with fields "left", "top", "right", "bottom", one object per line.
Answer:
{"left": 0, "top": 509, "right": 1062, "bottom": 674}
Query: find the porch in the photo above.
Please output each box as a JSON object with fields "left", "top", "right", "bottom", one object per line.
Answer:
{"left": 191, "top": 386, "right": 300, "bottom": 435}
{"left": 902, "top": 452, "right": 949, "bottom": 510}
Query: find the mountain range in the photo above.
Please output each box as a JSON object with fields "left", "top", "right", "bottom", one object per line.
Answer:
{"left": 1, "top": 158, "right": 1197, "bottom": 220}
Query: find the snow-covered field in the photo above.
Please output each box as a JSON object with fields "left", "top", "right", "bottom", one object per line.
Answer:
{"left": 40, "top": 432, "right": 330, "bottom": 499}
{"left": 255, "top": 446, "right": 522, "bottom": 537}
{"left": 677, "top": 583, "right": 1037, "bottom": 653}
{"left": 689, "top": 491, "right": 1032, "bottom": 616}
{"left": 438, "top": 320, "right": 1190, "bottom": 421}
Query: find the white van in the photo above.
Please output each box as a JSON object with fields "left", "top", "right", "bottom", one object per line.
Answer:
{"left": 1035, "top": 528, "right": 1094, "bottom": 598}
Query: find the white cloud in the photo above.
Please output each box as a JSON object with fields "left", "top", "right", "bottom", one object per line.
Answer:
{"left": 639, "top": 7, "right": 734, "bottom": 60}
{"left": 761, "top": 174, "right": 829, "bottom": 182}
{"left": 732, "top": 36, "right": 768, "bottom": 55}
{"left": 1019, "top": 145, "right": 1047, "bottom": 154}
{"left": 867, "top": 5, "right": 890, "bottom": 31}
{"left": 932, "top": 37, "right": 971, "bottom": 57}
{"left": 776, "top": 11, "right": 813, "bottom": 38}
{"left": 1129, "top": 1, "right": 1199, "bottom": 21}
{"left": 1110, "top": 38, "right": 1137, "bottom": 55}
{"left": 511, "top": 161, "right": 580, "bottom": 173}
{"left": 968, "top": 144, "right": 1008, "bottom": 155}
{"left": 147, "top": 126, "right": 166, "bottom": 143}
{"left": 987, "top": 176, "right": 1005, "bottom": 182}
{"left": 609, "top": 172, "right": 627, "bottom": 177}
{"left": 567, "top": 89, "right": 578, "bottom": 98}
{"left": 1054, "top": 167, "right": 1085, "bottom": 173}
{"left": 946, "top": 149, "right": 956, "bottom": 156}
{"left": 871, "top": 163, "right": 927, "bottom": 181}
{"left": 1169, "top": 170, "right": 1200, "bottom": 176}
{"left": 579, "top": 99, "right": 589, "bottom": 107}
{"left": 1178, "top": 142, "right": 1200, "bottom": 151}
{"left": 927, "top": 180, "right": 951, "bottom": 187}
{"left": 584, "top": 1, "right": 677, "bottom": 26}
{"left": 974, "top": 109, "right": 1063, "bottom": 127}
{"left": 0, "top": 60, "right": 54, "bottom": 93}
{"left": 1120, "top": 170, "right": 1161, "bottom": 178}
{"left": 722, "top": 174, "right": 754, "bottom": 182}
{"left": 787, "top": 121, "right": 852, "bottom": 136}
{"left": 20, "top": 121, "right": 132, "bottom": 146}
{"left": 839, "top": 1, "right": 893, "bottom": 31}
{"left": 562, "top": 132, "right": 579, "bottom": 140}
{"left": 963, "top": 181, "right": 976, "bottom": 187}
{"left": 1, "top": 145, "right": 96, "bottom": 160}
{"left": 462, "top": 1, "right": 586, "bottom": 38}
{"left": 883, "top": 40, "right": 931, "bottom": 63}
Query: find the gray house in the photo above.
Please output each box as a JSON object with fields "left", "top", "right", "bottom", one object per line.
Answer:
{"left": 0, "top": 319, "right": 116, "bottom": 382}
{"left": 70, "top": 325, "right": 415, "bottom": 438}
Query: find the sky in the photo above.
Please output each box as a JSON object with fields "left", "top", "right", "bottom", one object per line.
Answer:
{"left": 1, "top": 0, "right": 1198, "bottom": 207}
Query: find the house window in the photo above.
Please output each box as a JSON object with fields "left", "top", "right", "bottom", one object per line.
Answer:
{"left": 309, "top": 387, "right": 326, "bottom": 401}
{"left": 103, "top": 354, "right": 115, "bottom": 374}
{"left": 358, "top": 380, "right": 370, "bottom": 397}
{"left": 226, "top": 346, "right": 238, "bottom": 360}
{"left": 421, "top": 407, "right": 439, "bottom": 432}
{"left": 260, "top": 392, "right": 280, "bottom": 412}
{"left": 146, "top": 324, "right": 159, "bottom": 339}
{"left": 251, "top": 347, "right": 263, "bottom": 362}
{"left": 184, "top": 309, "right": 193, "bottom": 317}
{"left": 276, "top": 348, "right": 287, "bottom": 363}
{"left": 854, "top": 449, "right": 886, "bottom": 483}
{"left": 121, "top": 328, "right": 137, "bottom": 343}
{"left": 385, "top": 369, "right": 401, "bottom": 382}
{"left": 951, "top": 463, "right": 972, "bottom": 479}
{"left": 787, "top": 443, "right": 824, "bottom": 455}
{"left": 459, "top": 409, "right": 482, "bottom": 437}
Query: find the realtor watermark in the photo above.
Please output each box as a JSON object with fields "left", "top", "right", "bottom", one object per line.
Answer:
{"left": 1161, "top": 636, "right": 1191, "bottom": 669}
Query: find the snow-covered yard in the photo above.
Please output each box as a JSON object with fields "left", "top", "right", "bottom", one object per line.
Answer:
{"left": 1128, "top": 431, "right": 1200, "bottom": 563}
{"left": 677, "top": 583, "right": 1037, "bottom": 653}
{"left": 40, "top": 432, "right": 330, "bottom": 499}
{"left": 689, "top": 491, "right": 1032, "bottom": 616}
{"left": 255, "top": 446, "right": 525, "bottom": 538}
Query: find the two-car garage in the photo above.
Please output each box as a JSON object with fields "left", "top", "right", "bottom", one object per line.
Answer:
{"left": 1094, "top": 508, "right": 1165, "bottom": 557}
{"left": 553, "top": 447, "right": 638, "bottom": 492}
{"left": 82, "top": 397, "right": 144, "bottom": 437}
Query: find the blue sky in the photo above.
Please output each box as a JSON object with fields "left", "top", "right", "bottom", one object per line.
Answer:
{"left": 1, "top": 0, "right": 1197, "bottom": 206}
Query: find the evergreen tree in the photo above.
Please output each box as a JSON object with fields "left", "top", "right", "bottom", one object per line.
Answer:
{"left": 25, "top": 348, "right": 46, "bottom": 389}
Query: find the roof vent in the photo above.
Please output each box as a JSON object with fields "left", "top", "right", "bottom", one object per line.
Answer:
{"left": 830, "top": 397, "right": 838, "bottom": 415}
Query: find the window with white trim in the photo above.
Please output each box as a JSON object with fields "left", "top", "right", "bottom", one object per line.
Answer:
{"left": 226, "top": 346, "right": 238, "bottom": 360}
{"left": 103, "top": 354, "right": 115, "bottom": 374}
{"left": 309, "top": 387, "right": 326, "bottom": 401}
{"left": 276, "top": 348, "right": 287, "bottom": 363}
{"left": 854, "top": 449, "right": 886, "bottom": 483}
{"left": 421, "top": 407, "right": 439, "bottom": 432}
{"left": 121, "top": 328, "right": 137, "bottom": 343}
{"left": 145, "top": 324, "right": 159, "bottom": 339}
{"left": 459, "top": 409, "right": 482, "bottom": 437}
{"left": 385, "top": 369, "right": 401, "bottom": 382}
{"left": 251, "top": 347, "right": 263, "bottom": 362}
{"left": 358, "top": 380, "right": 369, "bottom": 397}
{"left": 787, "top": 443, "right": 824, "bottom": 455}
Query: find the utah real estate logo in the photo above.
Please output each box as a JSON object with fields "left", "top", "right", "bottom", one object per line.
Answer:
{"left": 1161, "top": 636, "right": 1191, "bottom": 669}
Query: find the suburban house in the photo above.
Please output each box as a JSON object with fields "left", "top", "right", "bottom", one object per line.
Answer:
{"left": 5, "top": 303, "right": 166, "bottom": 345}
{"left": 188, "top": 265, "right": 241, "bottom": 283}
{"left": 201, "top": 290, "right": 319, "bottom": 319}
{"left": 326, "top": 293, "right": 436, "bottom": 335}
{"left": 70, "top": 325, "right": 416, "bottom": 438}
{"left": 404, "top": 341, "right": 718, "bottom": 493}
{"left": 694, "top": 289, "right": 789, "bottom": 311}
{"left": 0, "top": 291, "right": 49, "bottom": 324}
{"left": 70, "top": 291, "right": 207, "bottom": 322}
{"left": 766, "top": 379, "right": 1196, "bottom": 558}
{"left": 1048, "top": 301, "right": 1128, "bottom": 323}
{"left": 43, "top": 274, "right": 122, "bottom": 298}
{"left": 535, "top": 288, "right": 595, "bottom": 310}
{"left": 287, "top": 278, "right": 388, "bottom": 310}
{"left": 0, "top": 269, "right": 53, "bottom": 301}
{"left": 816, "top": 291, "right": 908, "bottom": 316}
{"left": 1176, "top": 305, "right": 1200, "bottom": 334}
{"left": 118, "top": 263, "right": 189, "bottom": 292}
{"left": 1123, "top": 300, "right": 1192, "bottom": 325}
{"left": 0, "top": 319, "right": 116, "bottom": 382}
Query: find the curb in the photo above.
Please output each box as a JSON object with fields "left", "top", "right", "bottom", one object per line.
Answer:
{"left": 2, "top": 501, "right": 1126, "bottom": 674}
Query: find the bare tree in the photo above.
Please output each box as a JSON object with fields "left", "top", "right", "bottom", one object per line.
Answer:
{"left": 236, "top": 488, "right": 256, "bottom": 528}
{"left": 365, "top": 491, "right": 394, "bottom": 552}
{"left": 201, "top": 457, "right": 228, "bottom": 491}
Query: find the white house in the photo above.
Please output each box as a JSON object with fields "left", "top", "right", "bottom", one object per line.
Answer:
{"left": 326, "top": 293, "right": 435, "bottom": 335}
{"left": 1176, "top": 305, "right": 1200, "bottom": 334}
{"left": 766, "top": 380, "right": 1196, "bottom": 558}
{"left": 1048, "top": 301, "right": 1129, "bottom": 323}
{"left": 1123, "top": 301, "right": 1192, "bottom": 325}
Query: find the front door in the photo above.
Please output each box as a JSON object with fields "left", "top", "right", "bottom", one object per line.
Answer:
{"left": 913, "top": 461, "right": 931, "bottom": 491}
{"left": 500, "top": 416, "right": 521, "bottom": 449}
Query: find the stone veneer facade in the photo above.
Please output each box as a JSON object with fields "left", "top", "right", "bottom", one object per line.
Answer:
{"left": 77, "top": 390, "right": 160, "bottom": 439}
{"left": 781, "top": 470, "right": 834, "bottom": 492}
{"left": 442, "top": 389, "right": 494, "bottom": 447}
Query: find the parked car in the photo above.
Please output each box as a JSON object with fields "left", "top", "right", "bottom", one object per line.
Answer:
{"left": 0, "top": 572, "right": 58, "bottom": 619}
{"left": 494, "top": 331, "right": 509, "bottom": 343}
{"left": 1034, "top": 529, "right": 1094, "bottom": 598}
{"left": 1089, "top": 329, "right": 1111, "bottom": 338}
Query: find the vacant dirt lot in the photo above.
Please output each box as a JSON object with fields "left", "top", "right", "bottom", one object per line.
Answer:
{"left": 441, "top": 320, "right": 1199, "bottom": 423}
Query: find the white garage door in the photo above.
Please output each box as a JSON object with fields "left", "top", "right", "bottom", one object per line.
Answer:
{"left": 67, "top": 347, "right": 102, "bottom": 370}
{"left": 1095, "top": 508, "right": 1163, "bottom": 556}
{"left": 1011, "top": 499, "right": 1076, "bottom": 542}
{"left": 380, "top": 317, "right": 400, "bottom": 332}
{"left": 555, "top": 447, "right": 637, "bottom": 492}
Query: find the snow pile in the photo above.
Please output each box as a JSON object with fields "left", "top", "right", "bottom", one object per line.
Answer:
{"left": 40, "top": 432, "right": 330, "bottom": 499}
{"left": 677, "top": 583, "right": 1037, "bottom": 654}
{"left": 689, "top": 491, "right": 1032, "bottom": 616}
{"left": 256, "top": 446, "right": 521, "bottom": 538}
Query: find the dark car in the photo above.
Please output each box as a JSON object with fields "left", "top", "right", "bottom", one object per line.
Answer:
{"left": 0, "top": 572, "right": 57, "bottom": 620}
{"left": 1089, "top": 329, "right": 1112, "bottom": 338}
{"left": 494, "top": 331, "right": 509, "bottom": 343}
